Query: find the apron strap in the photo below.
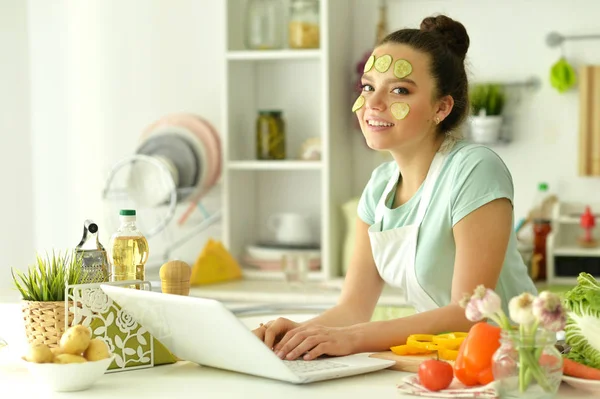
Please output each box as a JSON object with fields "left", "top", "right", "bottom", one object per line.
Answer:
{"left": 374, "top": 166, "right": 400, "bottom": 224}
{"left": 373, "top": 151, "right": 449, "bottom": 226}
{"left": 414, "top": 151, "right": 447, "bottom": 224}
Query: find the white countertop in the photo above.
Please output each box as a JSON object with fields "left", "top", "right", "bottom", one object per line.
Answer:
{"left": 0, "top": 303, "right": 591, "bottom": 399}
{"left": 150, "top": 275, "right": 409, "bottom": 307}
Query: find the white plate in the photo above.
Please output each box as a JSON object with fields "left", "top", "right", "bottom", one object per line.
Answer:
{"left": 246, "top": 245, "right": 321, "bottom": 261}
{"left": 562, "top": 375, "right": 600, "bottom": 394}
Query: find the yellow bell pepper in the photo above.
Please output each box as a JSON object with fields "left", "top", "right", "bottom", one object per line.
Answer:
{"left": 438, "top": 347, "right": 460, "bottom": 361}
{"left": 432, "top": 332, "right": 468, "bottom": 350}
{"left": 390, "top": 344, "right": 434, "bottom": 356}
{"left": 406, "top": 334, "right": 439, "bottom": 351}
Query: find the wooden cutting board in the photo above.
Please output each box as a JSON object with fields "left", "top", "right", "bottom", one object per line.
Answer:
{"left": 369, "top": 351, "right": 454, "bottom": 373}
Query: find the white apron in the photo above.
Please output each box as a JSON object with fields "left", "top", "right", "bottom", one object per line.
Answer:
{"left": 368, "top": 150, "right": 449, "bottom": 313}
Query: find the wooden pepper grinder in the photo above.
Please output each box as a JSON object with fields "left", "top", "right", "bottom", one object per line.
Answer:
{"left": 160, "top": 260, "right": 191, "bottom": 296}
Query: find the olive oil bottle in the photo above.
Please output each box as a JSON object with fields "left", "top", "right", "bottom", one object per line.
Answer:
{"left": 108, "top": 210, "right": 149, "bottom": 287}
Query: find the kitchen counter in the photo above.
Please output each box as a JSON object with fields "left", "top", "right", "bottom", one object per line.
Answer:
{"left": 0, "top": 303, "right": 591, "bottom": 399}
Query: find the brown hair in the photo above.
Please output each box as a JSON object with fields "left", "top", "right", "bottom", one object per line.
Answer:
{"left": 379, "top": 15, "right": 470, "bottom": 135}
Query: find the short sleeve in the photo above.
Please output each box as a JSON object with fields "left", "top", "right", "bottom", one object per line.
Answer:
{"left": 357, "top": 162, "right": 395, "bottom": 225}
{"left": 450, "top": 146, "right": 514, "bottom": 226}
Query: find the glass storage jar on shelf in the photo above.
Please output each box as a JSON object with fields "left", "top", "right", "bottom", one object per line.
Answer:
{"left": 245, "top": 0, "right": 284, "bottom": 50}
{"left": 256, "top": 110, "right": 285, "bottom": 160}
{"left": 288, "top": 0, "right": 320, "bottom": 49}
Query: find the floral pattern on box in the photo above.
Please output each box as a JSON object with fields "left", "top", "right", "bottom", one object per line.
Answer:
{"left": 66, "top": 281, "right": 177, "bottom": 373}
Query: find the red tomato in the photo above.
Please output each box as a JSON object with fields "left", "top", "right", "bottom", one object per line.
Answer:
{"left": 418, "top": 359, "right": 454, "bottom": 391}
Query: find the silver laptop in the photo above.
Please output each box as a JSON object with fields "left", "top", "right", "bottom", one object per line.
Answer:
{"left": 100, "top": 284, "right": 395, "bottom": 384}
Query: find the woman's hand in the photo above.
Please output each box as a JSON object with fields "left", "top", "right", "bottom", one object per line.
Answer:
{"left": 272, "top": 324, "right": 361, "bottom": 361}
{"left": 252, "top": 317, "right": 301, "bottom": 349}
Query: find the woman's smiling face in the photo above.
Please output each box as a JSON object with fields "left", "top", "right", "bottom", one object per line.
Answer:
{"left": 356, "top": 43, "right": 440, "bottom": 151}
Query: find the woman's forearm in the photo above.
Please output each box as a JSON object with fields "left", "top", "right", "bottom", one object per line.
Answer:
{"left": 352, "top": 304, "right": 475, "bottom": 353}
{"left": 301, "top": 304, "right": 372, "bottom": 328}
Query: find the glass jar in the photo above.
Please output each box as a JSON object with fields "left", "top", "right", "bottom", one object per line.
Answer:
{"left": 256, "top": 110, "right": 285, "bottom": 160}
{"left": 288, "top": 0, "right": 320, "bottom": 49}
{"left": 245, "top": 0, "right": 284, "bottom": 50}
{"left": 492, "top": 329, "right": 563, "bottom": 399}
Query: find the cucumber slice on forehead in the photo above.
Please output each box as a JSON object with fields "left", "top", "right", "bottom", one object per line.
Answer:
{"left": 352, "top": 96, "right": 365, "bottom": 112}
{"left": 394, "top": 59, "right": 412, "bottom": 79}
{"left": 364, "top": 55, "right": 375, "bottom": 73}
{"left": 374, "top": 54, "right": 393, "bottom": 73}
{"left": 391, "top": 102, "right": 410, "bottom": 120}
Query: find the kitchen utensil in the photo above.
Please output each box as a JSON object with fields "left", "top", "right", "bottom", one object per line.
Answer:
{"left": 368, "top": 351, "right": 441, "bottom": 372}
{"left": 135, "top": 132, "right": 199, "bottom": 191}
{"left": 267, "top": 213, "right": 313, "bottom": 245}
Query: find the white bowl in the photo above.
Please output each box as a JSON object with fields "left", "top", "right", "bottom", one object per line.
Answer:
{"left": 22, "top": 355, "right": 114, "bottom": 392}
{"left": 562, "top": 375, "right": 600, "bottom": 394}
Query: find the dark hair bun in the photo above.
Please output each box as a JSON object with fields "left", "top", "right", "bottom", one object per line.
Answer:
{"left": 420, "top": 15, "right": 470, "bottom": 60}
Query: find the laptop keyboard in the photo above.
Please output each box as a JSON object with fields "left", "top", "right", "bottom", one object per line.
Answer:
{"left": 283, "top": 359, "right": 349, "bottom": 374}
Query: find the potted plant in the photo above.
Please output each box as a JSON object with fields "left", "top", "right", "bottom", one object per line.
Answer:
{"left": 469, "top": 83, "right": 506, "bottom": 143}
{"left": 11, "top": 250, "right": 83, "bottom": 348}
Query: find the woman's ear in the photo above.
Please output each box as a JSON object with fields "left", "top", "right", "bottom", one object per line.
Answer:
{"left": 435, "top": 95, "right": 455, "bottom": 124}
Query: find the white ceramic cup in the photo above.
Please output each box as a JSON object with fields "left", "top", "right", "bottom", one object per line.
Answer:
{"left": 267, "top": 213, "right": 312, "bottom": 245}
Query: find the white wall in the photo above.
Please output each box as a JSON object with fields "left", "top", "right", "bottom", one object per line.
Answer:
{"left": 8, "top": 0, "right": 600, "bottom": 299}
{"left": 27, "top": 0, "right": 224, "bottom": 273}
{"left": 0, "top": 0, "right": 34, "bottom": 300}
{"left": 350, "top": 0, "right": 600, "bottom": 222}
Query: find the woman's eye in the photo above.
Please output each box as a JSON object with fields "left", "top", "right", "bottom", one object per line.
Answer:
{"left": 361, "top": 84, "right": 374, "bottom": 92}
{"left": 393, "top": 87, "right": 409, "bottom": 95}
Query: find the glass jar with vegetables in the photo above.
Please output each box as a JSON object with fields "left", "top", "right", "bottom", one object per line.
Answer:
{"left": 256, "top": 110, "right": 285, "bottom": 160}
{"left": 288, "top": 0, "right": 320, "bottom": 49}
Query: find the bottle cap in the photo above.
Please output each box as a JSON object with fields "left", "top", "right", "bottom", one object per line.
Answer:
{"left": 120, "top": 209, "right": 136, "bottom": 216}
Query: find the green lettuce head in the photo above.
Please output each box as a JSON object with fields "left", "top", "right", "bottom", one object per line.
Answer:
{"left": 564, "top": 272, "right": 600, "bottom": 368}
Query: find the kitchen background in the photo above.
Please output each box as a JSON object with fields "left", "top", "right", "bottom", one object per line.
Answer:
{"left": 2, "top": 0, "right": 600, "bottom": 298}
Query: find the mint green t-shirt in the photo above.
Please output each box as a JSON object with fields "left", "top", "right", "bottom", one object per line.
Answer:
{"left": 358, "top": 140, "right": 537, "bottom": 312}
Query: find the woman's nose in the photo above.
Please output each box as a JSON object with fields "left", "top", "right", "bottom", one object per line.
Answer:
{"left": 366, "top": 92, "right": 386, "bottom": 111}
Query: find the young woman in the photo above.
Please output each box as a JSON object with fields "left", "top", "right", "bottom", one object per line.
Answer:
{"left": 253, "top": 14, "right": 536, "bottom": 361}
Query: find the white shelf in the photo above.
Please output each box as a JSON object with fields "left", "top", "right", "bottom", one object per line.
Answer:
{"left": 552, "top": 246, "right": 600, "bottom": 257}
{"left": 226, "top": 49, "right": 322, "bottom": 61}
{"left": 227, "top": 160, "right": 322, "bottom": 171}
{"left": 556, "top": 216, "right": 580, "bottom": 224}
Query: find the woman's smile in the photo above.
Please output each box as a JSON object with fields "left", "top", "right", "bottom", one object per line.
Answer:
{"left": 366, "top": 116, "right": 395, "bottom": 132}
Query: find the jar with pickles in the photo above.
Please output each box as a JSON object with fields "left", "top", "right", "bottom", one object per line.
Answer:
{"left": 288, "top": 0, "right": 320, "bottom": 49}
{"left": 256, "top": 110, "right": 285, "bottom": 160}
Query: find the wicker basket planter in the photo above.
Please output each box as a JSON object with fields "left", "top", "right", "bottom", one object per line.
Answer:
{"left": 21, "top": 300, "right": 74, "bottom": 348}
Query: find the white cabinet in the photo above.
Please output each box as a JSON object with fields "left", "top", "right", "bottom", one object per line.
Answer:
{"left": 220, "top": 0, "right": 354, "bottom": 281}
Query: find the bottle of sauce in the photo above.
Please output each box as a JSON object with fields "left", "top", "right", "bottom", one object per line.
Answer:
{"left": 531, "top": 182, "right": 552, "bottom": 281}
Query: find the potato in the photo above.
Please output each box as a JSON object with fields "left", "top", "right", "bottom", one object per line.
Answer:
{"left": 54, "top": 354, "right": 87, "bottom": 364}
{"left": 83, "top": 338, "right": 110, "bottom": 361}
{"left": 50, "top": 346, "right": 64, "bottom": 357}
{"left": 59, "top": 325, "right": 91, "bottom": 355}
{"left": 26, "top": 343, "right": 53, "bottom": 363}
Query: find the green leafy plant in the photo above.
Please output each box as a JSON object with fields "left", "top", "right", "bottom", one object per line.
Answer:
{"left": 11, "top": 250, "right": 83, "bottom": 302}
{"left": 470, "top": 83, "right": 506, "bottom": 116}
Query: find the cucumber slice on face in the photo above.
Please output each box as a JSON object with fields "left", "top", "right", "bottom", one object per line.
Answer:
{"left": 364, "top": 55, "right": 375, "bottom": 73}
{"left": 394, "top": 59, "right": 412, "bottom": 79}
{"left": 374, "top": 54, "right": 393, "bottom": 73}
{"left": 391, "top": 102, "right": 410, "bottom": 120}
{"left": 352, "top": 95, "right": 365, "bottom": 112}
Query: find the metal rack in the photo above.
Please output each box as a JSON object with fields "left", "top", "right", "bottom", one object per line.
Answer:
{"left": 546, "top": 31, "right": 600, "bottom": 48}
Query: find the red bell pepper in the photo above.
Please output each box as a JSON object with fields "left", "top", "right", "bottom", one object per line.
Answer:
{"left": 453, "top": 322, "right": 501, "bottom": 386}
